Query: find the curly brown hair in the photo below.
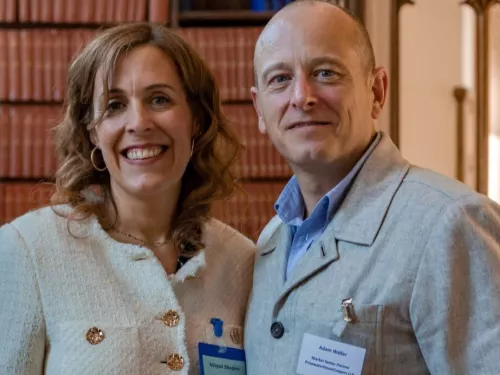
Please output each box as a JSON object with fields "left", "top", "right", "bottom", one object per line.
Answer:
{"left": 51, "top": 22, "right": 242, "bottom": 255}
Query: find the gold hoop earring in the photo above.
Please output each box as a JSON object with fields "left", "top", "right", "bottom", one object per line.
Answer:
{"left": 90, "top": 147, "right": 107, "bottom": 172}
{"left": 190, "top": 139, "right": 195, "bottom": 158}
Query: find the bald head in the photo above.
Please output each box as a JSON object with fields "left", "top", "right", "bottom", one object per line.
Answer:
{"left": 254, "top": 0, "right": 375, "bottom": 85}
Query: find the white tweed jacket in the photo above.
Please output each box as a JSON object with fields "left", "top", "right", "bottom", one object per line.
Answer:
{"left": 0, "top": 205, "right": 256, "bottom": 375}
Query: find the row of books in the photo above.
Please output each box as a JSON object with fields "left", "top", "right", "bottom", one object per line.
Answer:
{"left": 179, "top": 0, "right": 292, "bottom": 11}
{"left": 0, "top": 0, "right": 169, "bottom": 23}
{"left": 0, "top": 29, "right": 95, "bottom": 101}
{"left": 250, "top": 0, "right": 294, "bottom": 11}
{"left": 0, "top": 104, "right": 291, "bottom": 179}
{"left": 0, "top": 105, "right": 59, "bottom": 179}
{"left": 212, "top": 181, "right": 283, "bottom": 241}
{"left": 0, "top": 27, "right": 261, "bottom": 102}
{"left": 0, "top": 181, "right": 285, "bottom": 241}
{"left": 178, "top": 27, "right": 260, "bottom": 101}
{"left": 225, "top": 104, "right": 292, "bottom": 178}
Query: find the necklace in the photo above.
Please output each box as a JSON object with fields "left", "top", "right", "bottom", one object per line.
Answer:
{"left": 111, "top": 227, "right": 171, "bottom": 247}
{"left": 110, "top": 227, "right": 189, "bottom": 273}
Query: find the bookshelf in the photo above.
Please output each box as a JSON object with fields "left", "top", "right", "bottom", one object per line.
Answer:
{"left": 0, "top": 0, "right": 365, "bottom": 241}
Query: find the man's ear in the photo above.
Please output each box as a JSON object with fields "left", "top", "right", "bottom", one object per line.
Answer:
{"left": 251, "top": 86, "right": 267, "bottom": 134}
{"left": 371, "top": 67, "right": 389, "bottom": 119}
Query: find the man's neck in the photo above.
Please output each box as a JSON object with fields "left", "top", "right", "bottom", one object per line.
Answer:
{"left": 294, "top": 139, "right": 375, "bottom": 217}
{"left": 104, "top": 183, "right": 181, "bottom": 245}
{"left": 294, "top": 164, "right": 351, "bottom": 218}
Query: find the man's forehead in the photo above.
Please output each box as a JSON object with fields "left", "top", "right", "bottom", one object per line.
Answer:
{"left": 255, "top": 18, "right": 292, "bottom": 56}
{"left": 255, "top": 25, "right": 350, "bottom": 70}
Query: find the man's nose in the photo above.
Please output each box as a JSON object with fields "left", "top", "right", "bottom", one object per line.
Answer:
{"left": 290, "top": 75, "right": 318, "bottom": 111}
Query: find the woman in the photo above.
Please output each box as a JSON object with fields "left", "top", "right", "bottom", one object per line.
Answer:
{"left": 0, "top": 23, "right": 255, "bottom": 374}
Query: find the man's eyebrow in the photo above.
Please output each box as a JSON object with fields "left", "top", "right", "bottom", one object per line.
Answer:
{"left": 260, "top": 56, "right": 348, "bottom": 82}
{"left": 261, "top": 62, "right": 288, "bottom": 82}
{"left": 307, "top": 56, "right": 348, "bottom": 72}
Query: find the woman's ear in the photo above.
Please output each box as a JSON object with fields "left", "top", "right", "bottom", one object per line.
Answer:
{"left": 89, "top": 129, "right": 99, "bottom": 147}
{"left": 191, "top": 121, "right": 201, "bottom": 138}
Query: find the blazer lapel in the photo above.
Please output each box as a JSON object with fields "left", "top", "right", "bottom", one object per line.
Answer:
{"left": 333, "top": 132, "right": 410, "bottom": 245}
{"left": 257, "top": 133, "right": 411, "bottom": 316}
{"left": 258, "top": 223, "right": 292, "bottom": 288}
{"left": 271, "top": 133, "right": 411, "bottom": 308}
{"left": 275, "top": 224, "right": 340, "bottom": 307}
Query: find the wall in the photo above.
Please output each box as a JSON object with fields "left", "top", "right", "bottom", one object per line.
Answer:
{"left": 489, "top": 6, "right": 500, "bottom": 202}
{"left": 366, "top": 1, "right": 500, "bottom": 199}
{"left": 364, "top": 0, "right": 391, "bottom": 136}
{"left": 399, "top": 0, "right": 465, "bottom": 179}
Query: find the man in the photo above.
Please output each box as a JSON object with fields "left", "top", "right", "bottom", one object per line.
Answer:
{"left": 244, "top": 1, "right": 500, "bottom": 374}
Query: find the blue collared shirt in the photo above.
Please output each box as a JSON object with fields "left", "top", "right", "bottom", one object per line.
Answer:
{"left": 275, "top": 132, "right": 381, "bottom": 281}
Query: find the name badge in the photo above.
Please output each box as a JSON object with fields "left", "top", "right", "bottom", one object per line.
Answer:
{"left": 198, "top": 342, "right": 246, "bottom": 375}
{"left": 296, "top": 333, "right": 366, "bottom": 375}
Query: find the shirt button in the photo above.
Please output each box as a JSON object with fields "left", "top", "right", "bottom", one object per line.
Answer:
{"left": 167, "top": 353, "right": 185, "bottom": 370}
{"left": 161, "top": 310, "right": 180, "bottom": 327}
{"left": 270, "top": 321, "right": 284, "bottom": 339}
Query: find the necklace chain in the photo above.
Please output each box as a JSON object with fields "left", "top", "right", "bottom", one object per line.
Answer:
{"left": 104, "top": 220, "right": 189, "bottom": 273}
{"left": 111, "top": 227, "right": 171, "bottom": 247}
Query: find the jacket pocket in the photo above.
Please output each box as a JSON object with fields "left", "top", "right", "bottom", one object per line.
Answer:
{"left": 331, "top": 304, "right": 383, "bottom": 375}
{"left": 49, "top": 321, "right": 142, "bottom": 375}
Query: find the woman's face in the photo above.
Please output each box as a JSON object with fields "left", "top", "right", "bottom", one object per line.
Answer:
{"left": 91, "top": 45, "right": 194, "bottom": 200}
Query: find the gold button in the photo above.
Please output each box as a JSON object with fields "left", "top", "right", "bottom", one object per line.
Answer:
{"left": 230, "top": 327, "right": 242, "bottom": 345}
{"left": 161, "top": 310, "right": 180, "bottom": 327}
{"left": 86, "top": 327, "right": 105, "bottom": 345}
{"left": 167, "top": 353, "right": 184, "bottom": 370}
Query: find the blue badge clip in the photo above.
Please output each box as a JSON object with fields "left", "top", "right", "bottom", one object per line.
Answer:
{"left": 210, "top": 318, "right": 224, "bottom": 338}
{"left": 210, "top": 318, "right": 227, "bottom": 353}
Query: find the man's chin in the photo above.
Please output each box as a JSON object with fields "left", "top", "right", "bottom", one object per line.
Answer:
{"left": 288, "top": 150, "right": 340, "bottom": 172}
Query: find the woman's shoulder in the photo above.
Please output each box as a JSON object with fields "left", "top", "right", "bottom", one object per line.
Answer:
{"left": 203, "top": 218, "right": 257, "bottom": 256}
{"left": 2, "top": 204, "right": 94, "bottom": 246}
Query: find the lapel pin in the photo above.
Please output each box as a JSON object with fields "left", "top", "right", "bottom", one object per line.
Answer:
{"left": 341, "top": 298, "right": 356, "bottom": 322}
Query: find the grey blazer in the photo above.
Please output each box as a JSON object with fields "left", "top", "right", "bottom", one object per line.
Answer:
{"left": 244, "top": 132, "right": 500, "bottom": 375}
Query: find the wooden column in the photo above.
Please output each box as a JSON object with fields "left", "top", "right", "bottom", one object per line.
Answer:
{"left": 462, "top": 0, "right": 500, "bottom": 194}
{"left": 390, "top": 0, "right": 414, "bottom": 149}
{"left": 453, "top": 87, "right": 468, "bottom": 182}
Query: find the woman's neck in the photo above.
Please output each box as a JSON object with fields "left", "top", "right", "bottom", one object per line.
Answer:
{"left": 103, "top": 183, "right": 181, "bottom": 246}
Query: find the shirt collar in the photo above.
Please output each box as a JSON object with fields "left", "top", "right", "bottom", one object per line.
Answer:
{"left": 275, "top": 132, "right": 382, "bottom": 226}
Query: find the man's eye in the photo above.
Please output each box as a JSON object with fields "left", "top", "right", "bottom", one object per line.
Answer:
{"left": 271, "top": 74, "right": 289, "bottom": 84}
{"left": 317, "top": 70, "right": 337, "bottom": 78}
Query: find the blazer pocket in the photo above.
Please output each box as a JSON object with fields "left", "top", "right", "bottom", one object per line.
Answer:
{"left": 331, "top": 304, "right": 383, "bottom": 375}
{"left": 52, "top": 321, "right": 142, "bottom": 375}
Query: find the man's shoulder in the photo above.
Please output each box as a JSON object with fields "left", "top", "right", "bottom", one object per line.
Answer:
{"left": 402, "top": 165, "right": 480, "bottom": 204}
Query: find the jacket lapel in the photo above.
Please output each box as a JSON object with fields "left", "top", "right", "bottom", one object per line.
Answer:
{"left": 266, "top": 133, "right": 410, "bottom": 308}
{"left": 275, "top": 224, "right": 340, "bottom": 306}
{"left": 332, "top": 133, "right": 410, "bottom": 245}
{"left": 258, "top": 223, "right": 292, "bottom": 288}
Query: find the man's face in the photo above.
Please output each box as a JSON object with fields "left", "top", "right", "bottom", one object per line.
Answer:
{"left": 252, "top": 6, "right": 386, "bottom": 173}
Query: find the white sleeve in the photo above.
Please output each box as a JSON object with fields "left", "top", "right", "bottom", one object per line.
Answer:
{"left": 0, "top": 223, "right": 45, "bottom": 374}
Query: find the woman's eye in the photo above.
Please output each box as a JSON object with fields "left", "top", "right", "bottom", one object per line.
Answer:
{"left": 106, "top": 100, "right": 123, "bottom": 111}
{"left": 151, "top": 96, "right": 170, "bottom": 105}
